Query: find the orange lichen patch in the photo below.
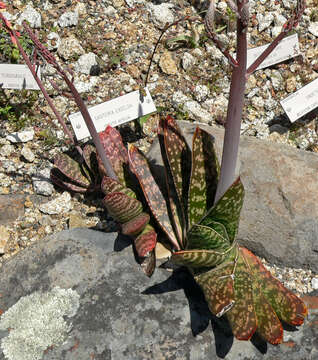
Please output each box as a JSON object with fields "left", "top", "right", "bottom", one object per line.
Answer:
{"left": 302, "top": 295, "right": 318, "bottom": 310}
{"left": 69, "top": 339, "right": 80, "bottom": 352}
{"left": 282, "top": 341, "right": 296, "bottom": 348}
{"left": 0, "top": 309, "right": 3, "bottom": 316}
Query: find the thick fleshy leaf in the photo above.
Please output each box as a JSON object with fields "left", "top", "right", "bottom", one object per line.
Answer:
{"left": 103, "top": 191, "right": 143, "bottom": 224}
{"left": 140, "top": 249, "right": 156, "bottom": 277}
{"left": 97, "top": 126, "right": 128, "bottom": 182}
{"left": 195, "top": 262, "right": 236, "bottom": 317}
{"left": 54, "top": 153, "right": 90, "bottom": 188}
{"left": 83, "top": 144, "right": 99, "bottom": 178}
{"left": 226, "top": 250, "right": 257, "bottom": 341}
{"left": 186, "top": 224, "right": 230, "bottom": 251}
{"left": 121, "top": 212, "right": 150, "bottom": 236}
{"left": 135, "top": 224, "right": 157, "bottom": 257}
{"left": 163, "top": 116, "right": 191, "bottom": 221}
{"left": 50, "top": 170, "right": 87, "bottom": 193}
{"left": 201, "top": 177, "right": 244, "bottom": 243}
{"left": 171, "top": 245, "right": 235, "bottom": 268}
{"left": 188, "top": 127, "right": 219, "bottom": 227}
{"left": 252, "top": 281, "right": 283, "bottom": 344}
{"left": 128, "top": 144, "right": 180, "bottom": 250}
{"left": 101, "top": 176, "right": 136, "bottom": 198}
{"left": 241, "top": 247, "right": 307, "bottom": 326}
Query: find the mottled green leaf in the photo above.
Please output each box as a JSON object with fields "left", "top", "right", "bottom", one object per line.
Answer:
{"left": 103, "top": 191, "right": 143, "bottom": 224}
{"left": 97, "top": 126, "right": 128, "bottom": 183}
{"left": 54, "top": 153, "right": 90, "bottom": 188}
{"left": 171, "top": 245, "right": 235, "bottom": 268}
{"left": 101, "top": 176, "right": 136, "bottom": 198}
{"left": 50, "top": 169, "right": 87, "bottom": 193}
{"left": 188, "top": 127, "right": 219, "bottom": 227}
{"left": 135, "top": 224, "right": 157, "bottom": 257}
{"left": 241, "top": 247, "right": 308, "bottom": 327}
{"left": 201, "top": 177, "right": 244, "bottom": 243}
{"left": 83, "top": 144, "right": 99, "bottom": 178}
{"left": 128, "top": 144, "right": 180, "bottom": 250}
{"left": 186, "top": 224, "right": 230, "bottom": 251}
{"left": 121, "top": 212, "right": 150, "bottom": 236}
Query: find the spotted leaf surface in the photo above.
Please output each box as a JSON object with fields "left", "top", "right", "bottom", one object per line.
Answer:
{"left": 171, "top": 246, "right": 235, "bottom": 268}
{"left": 140, "top": 249, "right": 156, "bottom": 277}
{"left": 188, "top": 127, "right": 219, "bottom": 227}
{"left": 163, "top": 116, "right": 191, "bottom": 219}
{"left": 134, "top": 224, "right": 157, "bottom": 258}
{"left": 50, "top": 170, "right": 88, "bottom": 193}
{"left": 195, "top": 262, "right": 235, "bottom": 317}
{"left": 97, "top": 126, "right": 128, "bottom": 183}
{"left": 226, "top": 250, "right": 257, "bottom": 341}
{"left": 201, "top": 177, "right": 244, "bottom": 243}
{"left": 54, "top": 153, "right": 90, "bottom": 188}
{"left": 103, "top": 191, "right": 143, "bottom": 224}
{"left": 121, "top": 212, "right": 150, "bottom": 236}
{"left": 83, "top": 144, "right": 99, "bottom": 178}
{"left": 101, "top": 176, "right": 136, "bottom": 198}
{"left": 128, "top": 144, "right": 180, "bottom": 250}
{"left": 186, "top": 224, "right": 230, "bottom": 251}
{"left": 241, "top": 247, "right": 308, "bottom": 326}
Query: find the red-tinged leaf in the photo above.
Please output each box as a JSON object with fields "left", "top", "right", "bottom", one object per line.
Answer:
{"left": 188, "top": 127, "right": 219, "bottom": 227}
{"left": 201, "top": 177, "right": 244, "bottom": 243}
{"left": 54, "top": 153, "right": 90, "bottom": 188}
{"left": 226, "top": 250, "right": 257, "bottom": 341}
{"left": 252, "top": 282, "right": 283, "bottom": 344}
{"left": 128, "top": 144, "right": 180, "bottom": 251}
{"left": 83, "top": 144, "right": 99, "bottom": 177}
{"left": 97, "top": 126, "right": 128, "bottom": 182}
{"left": 171, "top": 246, "right": 235, "bottom": 268}
{"left": 50, "top": 170, "right": 87, "bottom": 193}
{"left": 140, "top": 249, "right": 156, "bottom": 277}
{"left": 240, "top": 247, "right": 308, "bottom": 326}
{"left": 195, "top": 263, "right": 235, "bottom": 317}
{"left": 135, "top": 224, "right": 157, "bottom": 257}
{"left": 121, "top": 212, "right": 150, "bottom": 236}
{"left": 163, "top": 116, "right": 191, "bottom": 220}
{"left": 101, "top": 176, "right": 136, "bottom": 198}
{"left": 103, "top": 192, "right": 143, "bottom": 224}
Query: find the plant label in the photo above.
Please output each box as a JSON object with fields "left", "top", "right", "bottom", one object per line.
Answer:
{"left": 246, "top": 34, "right": 300, "bottom": 70}
{"left": 280, "top": 77, "right": 318, "bottom": 122}
{"left": 69, "top": 88, "right": 157, "bottom": 140}
{"left": 0, "top": 64, "right": 40, "bottom": 90}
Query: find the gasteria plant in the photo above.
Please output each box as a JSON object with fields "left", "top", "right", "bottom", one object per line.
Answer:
{"left": 0, "top": 0, "right": 308, "bottom": 345}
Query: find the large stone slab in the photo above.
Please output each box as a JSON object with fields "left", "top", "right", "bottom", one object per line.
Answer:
{"left": 147, "top": 121, "right": 318, "bottom": 272}
{"left": 0, "top": 229, "right": 317, "bottom": 360}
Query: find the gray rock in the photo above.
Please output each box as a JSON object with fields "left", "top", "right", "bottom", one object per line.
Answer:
{"left": 32, "top": 168, "right": 54, "bottom": 197}
{"left": 18, "top": 5, "right": 41, "bottom": 28}
{"left": 57, "top": 36, "right": 84, "bottom": 61}
{"left": 0, "top": 145, "right": 14, "bottom": 158}
{"left": 0, "top": 195, "right": 25, "bottom": 225}
{"left": 21, "top": 146, "right": 35, "bottom": 163}
{"left": 58, "top": 11, "right": 79, "bottom": 28}
{"left": 0, "top": 228, "right": 317, "bottom": 360}
{"left": 194, "top": 85, "right": 210, "bottom": 102}
{"left": 46, "top": 32, "right": 61, "bottom": 51}
{"left": 6, "top": 129, "right": 34, "bottom": 143}
{"left": 74, "top": 53, "right": 100, "bottom": 75}
{"left": 182, "top": 52, "right": 196, "bottom": 70}
{"left": 309, "top": 22, "right": 318, "bottom": 37}
{"left": 147, "top": 121, "right": 318, "bottom": 272}
{"left": 147, "top": 3, "right": 174, "bottom": 29}
{"left": 73, "top": 77, "right": 99, "bottom": 93}
{"left": 257, "top": 13, "right": 274, "bottom": 32}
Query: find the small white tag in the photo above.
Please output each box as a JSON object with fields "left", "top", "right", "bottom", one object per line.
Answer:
{"left": 246, "top": 34, "right": 300, "bottom": 70}
{"left": 280, "top": 77, "right": 318, "bottom": 122}
{"left": 69, "top": 88, "right": 157, "bottom": 140}
{"left": 0, "top": 64, "right": 41, "bottom": 90}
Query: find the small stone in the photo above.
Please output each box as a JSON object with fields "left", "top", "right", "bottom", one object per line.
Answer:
{"left": 270, "top": 70, "right": 284, "bottom": 91}
{"left": 194, "top": 85, "right": 210, "bottom": 102}
{"left": 0, "top": 225, "right": 9, "bottom": 254}
{"left": 21, "top": 146, "right": 35, "bottom": 163}
{"left": 32, "top": 168, "right": 54, "bottom": 196}
{"left": 182, "top": 52, "right": 196, "bottom": 70}
{"left": 0, "top": 144, "right": 14, "bottom": 157}
{"left": 39, "top": 192, "right": 72, "bottom": 215}
{"left": 18, "top": 4, "right": 41, "bottom": 28}
{"left": 57, "top": 36, "right": 85, "bottom": 61}
{"left": 104, "top": 6, "right": 116, "bottom": 16}
{"left": 47, "top": 32, "right": 61, "bottom": 51}
{"left": 68, "top": 213, "right": 88, "bottom": 229}
{"left": 257, "top": 13, "right": 274, "bottom": 32}
{"left": 159, "top": 51, "right": 178, "bottom": 75}
{"left": 309, "top": 22, "right": 318, "bottom": 37}
{"left": 312, "top": 277, "right": 318, "bottom": 290}
{"left": 148, "top": 3, "right": 174, "bottom": 29}
{"left": 58, "top": 11, "right": 79, "bottom": 27}
{"left": 74, "top": 53, "right": 100, "bottom": 75}
{"left": 0, "top": 195, "right": 25, "bottom": 225}
{"left": 286, "top": 76, "right": 297, "bottom": 93}
{"left": 73, "top": 77, "right": 99, "bottom": 93}
{"left": 6, "top": 129, "right": 34, "bottom": 143}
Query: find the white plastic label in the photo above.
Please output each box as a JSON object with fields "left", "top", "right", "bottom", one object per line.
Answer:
{"left": 69, "top": 88, "right": 157, "bottom": 140}
{"left": 246, "top": 34, "right": 300, "bottom": 70}
{"left": 0, "top": 64, "right": 40, "bottom": 90}
{"left": 280, "top": 77, "right": 318, "bottom": 122}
